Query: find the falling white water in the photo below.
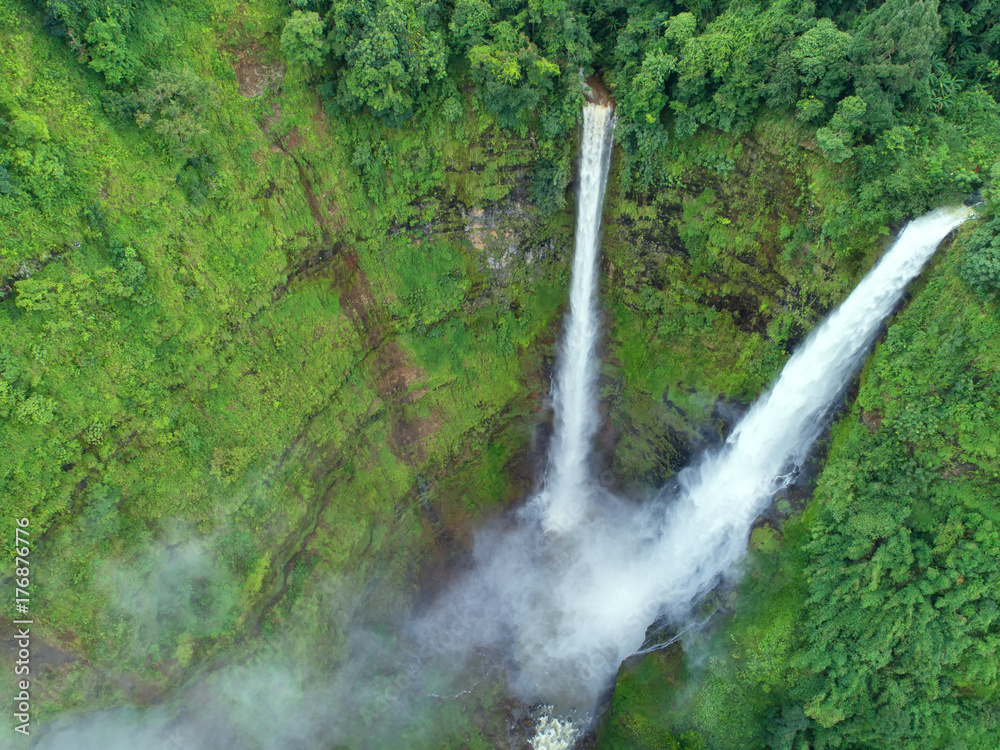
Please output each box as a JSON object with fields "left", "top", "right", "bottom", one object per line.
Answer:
{"left": 637, "top": 205, "right": 975, "bottom": 609}
{"left": 564, "top": 205, "right": 976, "bottom": 661}
{"left": 419, "top": 206, "right": 974, "bottom": 723}
{"left": 535, "top": 103, "right": 615, "bottom": 534}
{"left": 531, "top": 709, "right": 581, "bottom": 750}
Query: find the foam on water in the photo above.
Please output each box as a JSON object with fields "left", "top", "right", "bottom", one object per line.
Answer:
{"left": 531, "top": 709, "right": 581, "bottom": 750}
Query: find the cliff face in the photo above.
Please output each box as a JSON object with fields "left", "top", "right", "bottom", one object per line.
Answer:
{"left": 0, "top": 5, "right": 567, "bottom": 720}
{"left": 1, "top": 88, "right": 568, "bottom": 735}
{"left": 597, "top": 126, "right": 892, "bottom": 494}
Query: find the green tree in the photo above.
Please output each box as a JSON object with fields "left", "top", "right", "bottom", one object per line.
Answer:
{"left": 848, "top": 0, "right": 943, "bottom": 131}
{"left": 467, "top": 20, "right": 562, "bottom": 130}
{"left": 449, "top": 0, "right": 493, "bottom": 50}
{"left": 135, "top": 68, "right": 216, "bottom": 158}
{"left": 453, "top": 0, "right": 593, "bottom": 132}
{"left": 786, "top": 254, "right": 1000, "bottom": 748}
{"left": 83, "top": 16, "right": 139, "bottom": 85}
{"left": 44, "top": 0, "right": 143, "bottom": 86}
{"left": 619, "top": 12, "right": 695, "bottom": 128}
{"left": 815, "top": 95, "right": 867, "bottom": 162}
{"left": 0, "top": 111, "right": 71, "bottom": 210}
{"left": 791, "top": 18, "right": 852, "bottom": 109}
{"left": 325, "top": 0, "right": 448, "bottom": 122}
{"left": 960, "top": 215, "right": 1000, "bottom": 296}
{"left": 665, "top": 1, "right": 816, "bottom": 136}
{"left": 939, "top": 0, "right": 1000, "bottom": 95}
{"left": 281, "top": 10, "right": 328, "bottom": 67}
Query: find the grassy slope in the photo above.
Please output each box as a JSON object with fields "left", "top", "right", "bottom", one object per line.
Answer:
{"left": 0, "top": 0, "right": 569, "bottom": 732}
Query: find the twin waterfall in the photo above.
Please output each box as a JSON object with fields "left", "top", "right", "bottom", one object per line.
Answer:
{"left": 522, "top": 99, "right": 972, "bottom": 734}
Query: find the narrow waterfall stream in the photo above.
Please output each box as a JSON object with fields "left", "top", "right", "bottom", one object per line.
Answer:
{"left": 536, "top": 102, "right": 615, "bottom": 535}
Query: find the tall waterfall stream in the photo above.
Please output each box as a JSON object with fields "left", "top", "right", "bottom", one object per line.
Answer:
{"left": 536, "top": 103, "right": 615, "bottom": 536}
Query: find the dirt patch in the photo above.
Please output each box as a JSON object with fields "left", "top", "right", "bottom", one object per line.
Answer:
{"left": 943, "top": 459, "right": 978, "bottom": 478}
{"left": 3, "top": 635, "right": 80, "bottom": 672}
{"left": 260, "top": 103, "right": 284, "bottom": 143}
{"left": 338, "top": 250, "right": 381, "bottom": 338}
{"left": 233, "top": 45, "right": 285, "bottom": 98}
{"left": 311, "top": 106, "right": 329, "bottom": 140}
{"left": 337, "top": 260, "right": 440, "bottom": 457}
{"left": 465, "top": 208, "right": 490, "bottom": 251}
{"left": 374, "top": 341, "right": 425, "bottom": 401}
{"left": 462, "top": 205, "right": 534, "bottom": 272}
{"left": 260, "top": 111, "right": 329, "bottom": 234}
{"left": 861, "top": 408, "right": 883, "bottom": 433}
{"left": 283, "top": 126, "right": 303, "bottom": 151}
{"left": 390, "top": 410, "right": 442, "bottom": 461}
{"left": 322, "top": 191, "right": 342, "bottom": 223}
{"left": 372, "top": 341, "right": 442, "bottom": 460}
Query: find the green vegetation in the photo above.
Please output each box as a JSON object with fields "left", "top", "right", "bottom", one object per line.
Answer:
{"left": 0, "top": 0, "right": 569, "bottom": 732}
{"left": 1, "top": 0, "right": 998, "bottom": 746}
{"left": 787, "top": 216, "right": 1000, "bottom": 749}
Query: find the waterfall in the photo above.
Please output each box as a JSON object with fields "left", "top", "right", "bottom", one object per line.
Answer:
{"left": 638, "top": 206, "right": 975, "bottom": 613}
{"left": 519, "top": 206, "right": 974, "bottom": 709}
{"left": 536, "top": 102, "right": 615, "bottom": 534}
{"left": 419, "top": 205, "right": 973, "bottom": 723}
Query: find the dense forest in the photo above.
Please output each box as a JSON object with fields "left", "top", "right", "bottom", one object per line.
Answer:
{"left": 1, "top": 0, "right": 999, "bottom": 748}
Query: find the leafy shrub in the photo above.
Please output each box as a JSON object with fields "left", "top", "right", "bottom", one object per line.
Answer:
{"left": 960, "top": 216, "right": 1000, "bottom": 296}
{"left": 530, "top": 157, "right": 570, "bottom": 215}
{"left": 135, "top": 68, "right": 217, "bottom": 158}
